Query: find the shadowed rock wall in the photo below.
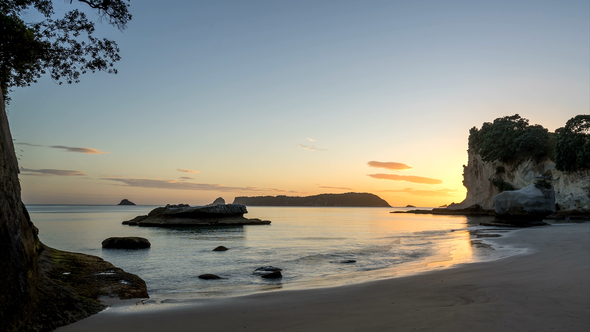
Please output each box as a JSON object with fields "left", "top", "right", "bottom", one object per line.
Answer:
{"left": 0, "top": 91, "right": 42, "bottom": 332}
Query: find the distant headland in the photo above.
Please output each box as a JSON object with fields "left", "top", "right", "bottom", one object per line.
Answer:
{"left": 233, "top": 192, "right": 391, "bottom": 207}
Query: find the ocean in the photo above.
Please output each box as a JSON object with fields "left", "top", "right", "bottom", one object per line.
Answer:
{"left": 27, "top": 205, "right": 519, "bottom": 300}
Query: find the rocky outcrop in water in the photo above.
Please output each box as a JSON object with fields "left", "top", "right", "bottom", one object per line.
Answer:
{"left": 117, "top": 199, "right": 136, "bottom": 205}
{"left": 122, "top": 204, "right": 270, "bottom": 226}
{"left": 494, "top": 184, "right": 556, "bottom": 221}
{"left": 102, "top": 237, "right": 151, "bottom": 249}
{"left": 208, "top": 197, "right": 226, "bottom": 206}
{"left": 233, "top": 192, "right": 391, "bottom": 207}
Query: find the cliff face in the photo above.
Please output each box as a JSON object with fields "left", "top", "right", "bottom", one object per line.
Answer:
{"left": 450, "top": 149, "right": 590, "bottom": 211}
{"left": 1, "top": 93, "right": 148, "bottom": 332}
{"left": 0, "top": 92, "right": 42, "bottom": 332}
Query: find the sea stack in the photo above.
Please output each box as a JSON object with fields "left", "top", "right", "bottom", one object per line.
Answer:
{"left": 122, "top": 203, "right": 271, "bottom": 227}
{"left": 118, "top": 199, "right": 136, "bottom": 206}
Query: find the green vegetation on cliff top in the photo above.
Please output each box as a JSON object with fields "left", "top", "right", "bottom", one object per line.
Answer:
{"left": 468, "top": 114, "right": 590, "bottom": 171}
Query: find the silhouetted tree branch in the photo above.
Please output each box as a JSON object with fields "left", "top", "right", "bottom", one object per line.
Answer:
{"left": 0, "top": 0, "right": 131, "bottom": 101}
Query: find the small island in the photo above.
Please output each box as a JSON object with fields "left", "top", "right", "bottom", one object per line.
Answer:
{"left": 233, "top": 192, "right": 391, "bottom": 207}
{"left": 117, "top": 199, "right": 136, "bottom": 206}
{"left": 123, "top": 203, "right": 270, "bottom": 227}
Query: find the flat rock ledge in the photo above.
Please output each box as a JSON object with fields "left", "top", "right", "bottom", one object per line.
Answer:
{"left": 122, "top": 204, "right": 270, "bottom": 227}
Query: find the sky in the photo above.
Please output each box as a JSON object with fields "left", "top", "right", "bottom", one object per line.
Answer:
{"left": 7, "top": 0, "right": 589, "bottom": 206}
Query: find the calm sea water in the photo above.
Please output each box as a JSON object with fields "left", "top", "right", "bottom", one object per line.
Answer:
{"left": 27, "top": 205, "right": 516, "bottom": 300}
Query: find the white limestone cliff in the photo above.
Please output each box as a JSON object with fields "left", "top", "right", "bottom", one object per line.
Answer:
{"left": 449, "top": 150, "right": 590, "bottom": 211}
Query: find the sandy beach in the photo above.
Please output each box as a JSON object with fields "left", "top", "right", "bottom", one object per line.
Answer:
{"left": 57, "top": 223, "right": 589, "bottom": 332}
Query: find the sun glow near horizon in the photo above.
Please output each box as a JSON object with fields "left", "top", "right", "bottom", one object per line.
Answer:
{"left": 10, "top": 1, "right": 588, "bottom": 207}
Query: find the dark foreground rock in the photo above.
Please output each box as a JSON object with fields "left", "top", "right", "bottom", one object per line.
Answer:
{"left": 546, "top": 209, "right": 590, "bottom": 220}
{"left": 213, "top": 246, "right": 228, "bottom": 251}
{"left": 117, "top": 199, "right": 136, "bottom": 205}
{"left": 122, "top": 203, "right": 271, "bottom": 227}
{"left": 198, "top": 274, "right": 222, "bottom": 280}
{"left": 16, "top": 244, "right": 148, "bottom": 332}
{"left": 102, "top": 237, "right": 151, "bottom": 249}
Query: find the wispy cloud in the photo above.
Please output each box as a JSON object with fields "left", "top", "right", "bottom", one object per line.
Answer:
{"left": 306, "top": 138, "right": 315, "bottom": 142}
{"left": 378, "top": 188, "right": 459, "bottom": 197}
{"left": 103, "top": 177, "right": 305, "bottom": 194}
{"left": 16, "top": 142, "right": 108, "bottom": 154}
{"left": 16, "top": 143, "right": 43, "bottom": 147}
{"left": 298, "top": 144, "right": 327, "bottom": 151}
{"left": 318, "top": 185, "right": 354, "bottom": 191}
{"left": 368, "top": 173, "right": 443, "bottom": 184}
{"left": 368, "top": 161, "right": 412, "bottom": 171}
{"left": 179, "top": 176, "right": 193, "bottom": 180}
{"left": 50, "top": 146, "right": 109, "bottom": 154}
{"left": 20, "top": 168, "right": 86, "bottom": 176}
{"left": 177, "top": 168, "right": 200, "bottom": 174}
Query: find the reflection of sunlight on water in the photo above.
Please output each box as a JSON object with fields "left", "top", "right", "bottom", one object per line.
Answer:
{"left": 425, "top": 230, "right": 473, "bottom": 269}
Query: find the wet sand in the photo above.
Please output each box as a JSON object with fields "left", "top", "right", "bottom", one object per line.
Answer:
{"left": 57, "top": 223, "right": 589, "bottom": 332}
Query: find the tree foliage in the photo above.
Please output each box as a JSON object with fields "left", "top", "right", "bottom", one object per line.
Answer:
{"left": 554, "top": 115, "right": 590, "bottom": 171}
{"left": 0, "top": 0, "right": 131, "bottom": 100}
{"left": 469, "top": 114, "right": 590, "bottom": 172}
{"left": 468, "top": 114, "right": 551, "bottom": 163}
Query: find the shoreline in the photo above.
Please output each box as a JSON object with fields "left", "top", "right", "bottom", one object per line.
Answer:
{"left": 57, "top": 223, "right": 589, "bottom": 332}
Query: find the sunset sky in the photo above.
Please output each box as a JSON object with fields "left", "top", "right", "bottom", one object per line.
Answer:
{"left": 8, "top": 0, "right": 589, "bottom": 206}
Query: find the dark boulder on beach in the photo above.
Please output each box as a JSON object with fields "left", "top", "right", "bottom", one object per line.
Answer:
{"left": 102, "top": 237, "right": 151, "bottom": 249}
{"left": 213, "top": 246, "right": 228, "bottom": 251}
{"left": 494, "top": 184, "right": 556, "bottom": 222}
{"left": 261, "top": 271, "right": 283, "bottom": 279}
{"left": 198, "top": 274, "right": 222, "bottom": 280}
{"left": 117, "top": 199, "right": 136, "bottom": 205}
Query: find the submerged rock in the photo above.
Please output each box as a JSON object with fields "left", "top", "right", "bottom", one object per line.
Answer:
{"left": 494, "top": 184, "right": 556, "bottom": 221}
{"left": 102, "top": 237, "right": 151, "bottom": 249}
{"left": 339, "top": 259, "right": 357, "bottom": 264}
{"left": 198, "top": 274, "right": 222, "bottom": 280}
{"left": 122, "top": 203, "right": 271, "bottom": 227}
{"left": 261, "top": 271, "right": 283, "bottom": 279}
{"left": 253, "top": 266, "right": 282, "bottom": 275}
{"left": 213, "top": 246, "right": 229, "bottom": 251}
